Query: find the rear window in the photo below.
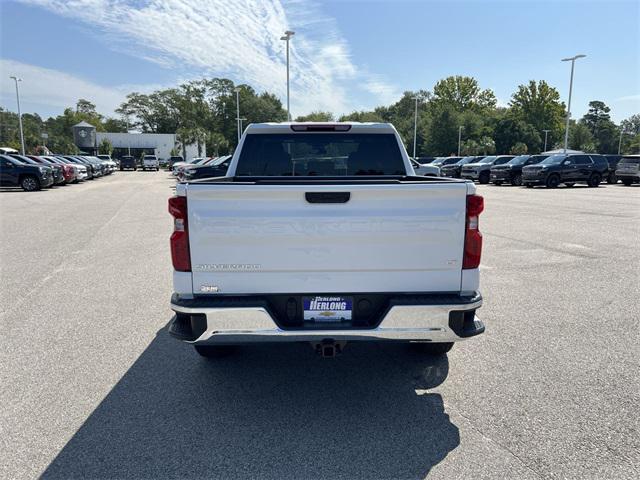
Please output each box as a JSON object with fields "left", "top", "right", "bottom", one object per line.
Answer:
{"left": 620, "top": 157, "right": 640, "bottom": 165}
{"left": 235, "top": 133, "right": 405, "bottom": 176}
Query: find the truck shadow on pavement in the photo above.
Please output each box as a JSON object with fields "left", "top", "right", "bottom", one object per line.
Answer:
{"left": 42, "top": 326, "right": 459, "bottom": 479}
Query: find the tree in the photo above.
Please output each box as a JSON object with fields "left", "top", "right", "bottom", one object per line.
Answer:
{"left": 295, "top": 111, "right": 334, "bottom": 122}
{"left": 425, "top": 105, "right": 460, "bottom": 155}
{"left": 494, "top": 117, "right": 541, "bottom": 154}
{"left": 339, "top": 111, "right": 384, "bottom": 122}
{"left": 478, "top": 136, "right": 496, "bottom": 155}
{"left": 509, "top": 80, "right": 565, "bottom": 141}
{"left": 461, "top": 139, "right": 480, "bottom": 155}
{"left": 620, "top": 114, "right": 640, "bottom": 135}
{"left": 510, "top": 142, "right": 528, "bottom": 155}
{"left": 569, "top": 122, "right": 596, "bottom": 151}
{"left": 98, "top": 138, "right": 113, "bottom": 155}
{"left": 580, "top": 101, "right": 618, "bottom": 153}
{"left": 432, "top": 76, "right": 496, "bottom": 112}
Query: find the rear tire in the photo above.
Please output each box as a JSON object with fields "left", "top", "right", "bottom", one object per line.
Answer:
{"left": 411, "top": 342, "right": 454, "bottom": 356}
{"left": 194, "top": 345, "right": 236, "bottom": 358}
{"left": 20, "top": 175, "right": 40, "bottom": 192}
{"left": 512, "top": 173, "right": 523, "bottom": 186}
{"left": 588, "top": 172, "right": 602, "bottom": 187}
{"left": 546, "top": 174, "right": 560, "bottom": 188}
{"left": 479, "top": 171, "right": 490, "bottom": 184}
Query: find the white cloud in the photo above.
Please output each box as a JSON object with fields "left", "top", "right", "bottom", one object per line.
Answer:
{"left": 0, "top": 59, "right": 150, "bottom": 115}
{"left": 16, "top": 0, "right": 400, "bottom": 115}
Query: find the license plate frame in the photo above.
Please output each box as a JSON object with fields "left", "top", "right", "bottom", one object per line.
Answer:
{"left": 303, "top": 296, "right": 353, "bottom": 322}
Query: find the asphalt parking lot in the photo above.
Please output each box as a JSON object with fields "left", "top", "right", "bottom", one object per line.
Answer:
{"left": 1, "top": 172, "right": 639, "bottom": 479}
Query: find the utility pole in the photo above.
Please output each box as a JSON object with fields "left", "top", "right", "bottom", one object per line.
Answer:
{"left": 280, "top": 30, "right": 295, "bottom": 121}
{"left": 542, "top": 129, "right": 551, "bottom": 152}
{"left": 412, "top": 96, "right": 419, "bottom": 158}
{"left": 458, "top": 126, "right": 464, "bottom": 156}
{"left": 561, "top": 54, "right": 586, "bottom": 152}
{"left": 618, "top": 129, "right": 625, "bottom": 154}
{"left": 9, "top": 76, "right": 26, "bottom": 155}
{"left": 234, "top": 87, "right": 241, "bottom": 143}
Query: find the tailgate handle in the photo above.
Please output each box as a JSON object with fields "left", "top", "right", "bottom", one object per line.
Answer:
{"left": 305, "top": 192, "right": 351, "bottom": 204}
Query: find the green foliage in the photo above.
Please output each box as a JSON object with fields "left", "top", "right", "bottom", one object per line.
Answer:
{"left": 510, "top": 142, "right": 528, "bottom": 155}
{"left": 509, "top": 81, "right": 565, "bottom": 142}
{"left": 425, "top": 105, "right": 460, "bottom": 155}
{"left": 494, "top": 117, "right": 541, "bottom": 154}
{"left": 569, "top": 122, "right": 596, "bottom": 152}
{"left": 432, "top": 76, "right": 496, "bottom": 112}
{"left": 338, "top": 111, "right": 385, "bottom": 122}
{"left": 98, "top": 138, "right": 113, "bottom": 155}
{"left": 295, "top": 111, "right": 335, "bottom": 122}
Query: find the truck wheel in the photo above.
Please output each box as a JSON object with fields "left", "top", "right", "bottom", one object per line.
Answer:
{"left": 512, "top": 173, "right": 523, "bottom": 186}
{"left": 20, "top": 175, "right": 40, "bottom": 191}
{"left": 194, "top": 345, "right": 236, "bottom": 358}
{"left": 546, "top": 174, "right": 560, "bottom": 188}
{"left": 479, "top": 172, "right": 490, "bottom": 184}
{"left": 622, "top": 179, "right": 632, "bottom": 186}
{"left": 607, "top": 172, "right": 617, "bottom": 184}
{"left": 411, "top": 342, "right": 454, "bottom": 355}
{"left": 588, "top": 173, "right": 602, "bottom": 187}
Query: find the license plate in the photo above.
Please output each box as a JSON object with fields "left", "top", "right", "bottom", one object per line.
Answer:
{"left": 303, "top": 296, "right": 352, "bottom": 322}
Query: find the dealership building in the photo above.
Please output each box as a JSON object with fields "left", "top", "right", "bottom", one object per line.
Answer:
{"left": 72, "top": 121, "right": 204, "bottom": 160}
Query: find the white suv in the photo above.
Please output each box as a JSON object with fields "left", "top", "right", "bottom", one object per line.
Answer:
{"left": 143, "top": 155, "right": 160, "bottom": 171}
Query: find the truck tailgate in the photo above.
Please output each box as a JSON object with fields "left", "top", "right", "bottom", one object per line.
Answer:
{"left": 187, "top": 182, "right": 467, "bottom": 294}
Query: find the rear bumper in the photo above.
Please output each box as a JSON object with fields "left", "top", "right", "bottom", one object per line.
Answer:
{"left": 461, "top": 171, "right": 480, "bottom": 180}
{"left": 169, "top": 292, "right": 484, "bottom": 345}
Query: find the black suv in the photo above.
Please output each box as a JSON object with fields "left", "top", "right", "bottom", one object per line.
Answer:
{"left": 120, "top": 155, "right": 137, "bottom": 171}
{"left": 522, "top": 153, "right": 609, "bottom": 188}
{"left": 182, "top": 156, "right": 232, "bottom": 181}
{"left": 0, "top": 154, "right": 54, "bottom": 191}
{"left": 490, "top": 154, "right": 548, "bottom": 186}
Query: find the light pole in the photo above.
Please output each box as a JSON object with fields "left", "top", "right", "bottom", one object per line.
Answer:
{"left": 542, "top": 129, "right": 551, "bottom": 152}
{"left": 10, "top": 76, "right": 26, "bottom": 155}
{"left": 457, "top": 126, "right": 464, "bottom": 156}
{"left": 280, "top": 30, "right": 295, "bottom": 121}
{"left": 234, "top": 87, "right": 241, "bottom": 143}
{"left": 125, "top": 116, "right": 131, "bottom": 156}
{"left": 618, "top": 128, "right": 626, "bottom": 154}
{"left": 412, "top": 96, "right": 419, "bottom": 158}
{"left": 239, "top": 117, "right": 247, "bottom": 134}
{"left": 561, "top": 54, "right": 586, "bottom": 152}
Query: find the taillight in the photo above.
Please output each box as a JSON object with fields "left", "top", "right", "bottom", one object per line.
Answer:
{"left": 463, "top": 194, "right": 484, "bottom": 269}
{"left": 168, "top": 196, "right": 191, "bottom": 271}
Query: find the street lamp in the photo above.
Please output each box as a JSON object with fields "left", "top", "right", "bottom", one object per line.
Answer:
{"left": 9, "top": 76, "right": 26, "bottom": 155}
{"left": 457, "top": 126, "right": 464, "bottom": 156}
{"left": 280, "top": 30, "right": 295, "bottom": 121}
{"left": 239, "top": 117, "right": 247, "bottom": 134}
{"left": 412, "top": 96, "right": 420, "bottom": 158}
{"left": 234, "top": 87, "right": 241, "bottom": 143}
{"left": 618, "top": 128, "right": 627, "bottom": 154}
{"left": 542, "top": 129, "right": 551, "bottom": 152}
{"left": 561, "top": 54, "right": 586, "bottom": 152}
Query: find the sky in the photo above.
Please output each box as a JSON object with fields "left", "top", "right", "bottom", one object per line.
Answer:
{"left": 1, "top": 0, "right": 638, "bottom": 123}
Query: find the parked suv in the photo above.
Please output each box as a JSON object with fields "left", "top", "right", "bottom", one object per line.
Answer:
{"left": 168, "top": 156, "right": 184, "bottom": 170}
{"left": 143, "top": 154, "right": 160, "bottom": 171}
{"left": 461, "top": 155, "right": 514, "bottom": 184}
{"left": 11, "top": 154, "right": 65, "bottom": 185}
{"left": 490, "top": 154, "right": 547, "bottom": 186}
{"left": 441, "top": 156, "right": 484, "bottom": 178}
{"left": 615, "top": 155, "right": 640, "bottom": 185}
{"left": 603, "top": 154, "right": 622, "bottom": 184}
{"left": 120, "top": 155, "right": 137, "bottom": 171}
{"left": 522, "top": 154, "right": 608, "bottom": 188}
{"left": 0, "top": 154, "right": 54, "bottom": 191}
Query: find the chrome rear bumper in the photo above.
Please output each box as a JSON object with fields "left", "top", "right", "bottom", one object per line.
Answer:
{"left": 169, "top": 293, "right": 484, "bottom": 345}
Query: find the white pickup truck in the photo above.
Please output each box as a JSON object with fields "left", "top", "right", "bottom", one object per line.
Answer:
{"left": 168, "top": 122, "right": 485, "bottom": 358}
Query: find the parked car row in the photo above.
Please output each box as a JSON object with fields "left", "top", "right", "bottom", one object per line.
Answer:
{"left": 411, "top": 153, "right": 637, "bottom": 188}
{"left": 175, "top": 155, "right": 232, "bottom": 181}
{"left": 0, "top": 153, "right": 117, "bottom": 191}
